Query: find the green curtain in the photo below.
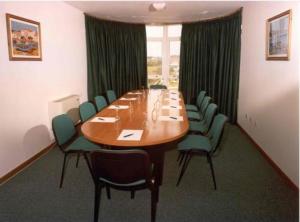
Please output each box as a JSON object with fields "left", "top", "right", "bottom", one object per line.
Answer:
{"left": 85, "top": 15, "right": 147, "bottom": 100}
{"left": 179, "top": 10, "right": 242, "bottom": 123}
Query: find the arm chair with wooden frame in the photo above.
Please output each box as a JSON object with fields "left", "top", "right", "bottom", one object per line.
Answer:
{"left": 89, "top": 149, "right": 158, "bottom": 222}
{"left": 79, "top": 101, "right": 97, "bottom": 123}
{"left": 185, "top": 90, "right": 206, "bottom": 112}
{"left": 52, "top": 114, "right": 101, "bottom": 188}
{"left": 187, "top": 96, "right": 212, "bottom": 121}
{"left": 176, "top": 114, "right": 228, "bottom": 190}
{"left": 106, "top": 90, "right": 117, "bottom": 104}
{"left": 94, "top": 95, "right": 108, "bottom": 112}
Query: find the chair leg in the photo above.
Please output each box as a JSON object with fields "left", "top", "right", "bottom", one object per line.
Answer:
{"left": 83, "top": 153, "right": 93, "bottom": 177}
{"left": 131, "top": 190, "right": 135, "bottom": 199}
{"left": 59, "top": 153, "right": 68, "bottom": 188}
{"left": 94, "top": 184, "right": 102, "bottom": 222}
{"left": 178, "top": 152, "right": 186, "bottom": 166}
{"left": 176, "top": 153, "right": 192, "bottom": 186}
{"left": 207, "top": 153, "right": 217, "bottom": 190}
{"left": 176, "top": 152, "right": 182, "bottom": 161}
{"left": 76, "top": 153, "right": 80, "bottom": 168}
{"left": 106, "top": 186, "right": 111, "bottom": 199}
{"left": 151, "top": 189, "right": 158, "bottom": 222}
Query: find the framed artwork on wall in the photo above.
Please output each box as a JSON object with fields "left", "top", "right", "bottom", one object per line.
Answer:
{"left": 6, "top": 13, "right": 42, "bottom": 61}
{"left": 266, "top": 10, "right": 291, "bottom": 61}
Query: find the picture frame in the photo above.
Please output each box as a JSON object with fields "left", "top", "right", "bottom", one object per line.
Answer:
{"left": 266, "top": 10, "right": 291, "bottom": 61}
{"left": 6, "top": 13, "right": 42, "bottom": 61}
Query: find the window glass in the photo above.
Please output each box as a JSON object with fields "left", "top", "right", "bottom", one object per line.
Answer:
{"left": 169, "top": 41, "right": 180, "bottom": 89}
{"left": 146, "top": 26, "right": 163, "bottom": 38}
{"left": 168, "top": 25, "right": 182, "bottom": 37}
{"left": 147, "top": 41, "right": 162, "bottom": 86}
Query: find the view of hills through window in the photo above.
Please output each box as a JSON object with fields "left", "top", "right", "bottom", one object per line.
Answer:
{"left": 146, "top": 25, "right": 181, "bottom": 89}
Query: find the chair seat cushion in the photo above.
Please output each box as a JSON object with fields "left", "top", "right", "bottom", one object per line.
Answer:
{"left": 99, "top": 178, "right": 146, "bottom": 187}
{"left": 189, "top": 120, "right": 208, "bottom": 134}
{"left": 185, "top": 104, "right": 198, "bottom": 112}
{"left": 178, "top": 134, "right": 212, "bottom": 152}
{"left": 187, "top": 111, "right": 203, "bottom": 120}
{"left": 66, "top": 136, "right": 100, "bottom": 152}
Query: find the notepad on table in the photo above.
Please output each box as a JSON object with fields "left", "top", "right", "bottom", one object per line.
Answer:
{"left": 120, "top": 97, "right": 137, "bottom": 101}
{"left": 127, "top": 92, "right": 142, "bottom": 95}
{"left": 90, "top": 117, "right": 118, "bottom": 123}
{"left": 161, "top": 105, "right": 182, "bottom": 110}
{"left": 117, "top": 129, "right": 143, "bottom": 141}
{"left": 158, "top": 116, "right": 183, "bottom": 121}
{"left": 108, "top": 105, "right": 129, "bottom": 110}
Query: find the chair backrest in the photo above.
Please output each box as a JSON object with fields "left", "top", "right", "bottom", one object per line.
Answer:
{"left": 94, "top": 95, "right": 108, "bottom": 112}
{"left": 200, "top": 96, "right": 212, "bottom": 115}
{"left": 52, "top": 114, "right": 76, "bottom": 147}
{"left": 150, "top": 84, "right": 167, "bottom": 89}
{"left": 106, "top": 90, "right": 117, "bottom": 104}
{"left": 90, "top": 149, "right": 152, "bottom": 186}
{"left": 196, "top": 91, "right": 206, "bottom": 108}
{"left": 203, "top": 103, "right": 218, "bottom": 129}
{"left": 79, "top": 102, "right": 97, "bottom": 122}
{"left": 207, "top": 114, "right": 228, "bottom": 153}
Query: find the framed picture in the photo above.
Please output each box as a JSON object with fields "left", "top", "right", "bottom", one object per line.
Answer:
{"left": 6, "top": 13, "right": 42, "bottom": 61}
{"left": 266, "top": 10, "right": 291, "bottom": 61}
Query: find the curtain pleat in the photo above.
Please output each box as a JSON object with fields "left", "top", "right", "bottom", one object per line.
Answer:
{"left": 85, "top": 15, "right": 147, "bottom": 100}
{"left": 179, "top": 10, "right": 242, "bottom": 123}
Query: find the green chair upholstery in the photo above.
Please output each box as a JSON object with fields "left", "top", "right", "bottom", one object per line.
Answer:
{"left": 185, "top": 91, "right": 206, "bottom": 112}
{"left": 189, "top": 103, "right": 217, "bottom": 134}
{"left": 52, "top": 114, "right": 101, "bottom": 188}
{"left": 177, "top": 114, "right": 228, "bottom": 189}
{"left": 150, "top": 84, "right": 167, "bottom": 89}
{"left": 106, "top": 90, "right": 117, "bottom": 104}
{"left": 79, "top": 102, "right": 97, "bottom": 122}
{"left": 95, "top": 96, "right": 108, "bottom": 112}
{"left": 187, "top": 96, "right": 212, "bottom": 120}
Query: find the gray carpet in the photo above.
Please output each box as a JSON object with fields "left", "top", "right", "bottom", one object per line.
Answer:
{"left": 0, "top": 124, "right": 298, "bottom": 222}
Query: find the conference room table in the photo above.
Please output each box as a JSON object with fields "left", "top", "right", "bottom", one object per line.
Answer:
{"left": 81, "top": 89, "right": 189, "bottom": 196}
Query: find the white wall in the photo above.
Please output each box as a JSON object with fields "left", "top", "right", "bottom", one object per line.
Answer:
{"left": 0, "top": 2, "right": 87, "bottom": 178}
{"left": 239, "top": 2, "right": 299, "bottom": 186}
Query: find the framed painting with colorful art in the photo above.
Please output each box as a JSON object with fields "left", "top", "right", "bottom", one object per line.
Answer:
{"left": 266, "top": 10, "right": 291, "bottom": 61}
{"left": 6, "top": 13, "right": 42, "bottom": 61}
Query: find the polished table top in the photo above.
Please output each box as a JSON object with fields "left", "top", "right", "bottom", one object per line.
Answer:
{"left": 81, "top": 89, "right": 189, "bottom": 147}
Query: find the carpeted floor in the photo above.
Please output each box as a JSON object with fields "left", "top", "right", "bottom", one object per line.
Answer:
{"left": 0, "top": 124, "right": 298, "bottom": 222}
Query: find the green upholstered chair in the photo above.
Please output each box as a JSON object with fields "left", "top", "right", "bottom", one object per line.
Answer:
{"left": 189, "top": 103, "right": 218, "bottom": 134}
{"left": 79, "top": 102, "right": 97, "bottom": 122}
{"left": 52, "top": 114, "right": 101, "bottom": 188}
{"left": 90, "top": 149, "right": 158, "bottom": 222}
{"left": 150, "top": 84, "right": 167, "bottom": 89}
{"left": 94, "top": 96, "right": 108, "bottom": 112}
{"left": 187, "top": 96, "right": 212, "bottom": 120}
{"left": 106, "top": 90, "right": 117, "bottom": 104}
{"left": 176, "top": 114, "right": 228, "bottom": 189}
{"left": 185, "top": 91, "right": 206, "bottom": 112}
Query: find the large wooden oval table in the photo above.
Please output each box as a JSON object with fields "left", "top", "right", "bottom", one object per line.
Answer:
{"left": 81, "top": 89, "right": 189, "bottom": 197}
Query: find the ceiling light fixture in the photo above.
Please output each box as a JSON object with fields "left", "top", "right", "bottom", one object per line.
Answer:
{"left": 149, "top": 2, "right": 166, "bottom": 12}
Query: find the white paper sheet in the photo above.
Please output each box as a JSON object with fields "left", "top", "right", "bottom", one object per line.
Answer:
{"left": 161, "top": 105, "right": 182, "bottom": 110}
{"left": 158, "top": 116, "right": 183, "bottom": 121}
{"left": 120, "top": 97, "right": 137, "bottom": 101}
{"left": 90, "top": 117, "right": 118, "bottom": 123}
{"left": 108, "top": 105, "right": 129, "bottom": 110}
{"left": 117, "top": 129, "right": 143, "bottom": 141}
{"left": 127, "top": 92, "right": 142, "bottom": 95}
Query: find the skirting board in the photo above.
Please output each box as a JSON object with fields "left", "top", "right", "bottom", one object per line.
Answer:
{"left": 0, "top": 142, "right": 56, "bottom": 185}
{"left": 237, "top": 124, "right": 298, "bottom": 191}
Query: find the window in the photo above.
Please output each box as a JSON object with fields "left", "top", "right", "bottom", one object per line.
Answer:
{"left": 146, "top": 25, "right": 181, "bottom": 89}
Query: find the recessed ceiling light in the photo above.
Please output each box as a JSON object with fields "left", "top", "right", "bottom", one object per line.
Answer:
{"left": 149, "top": 2, "right": 166, "bottom": 12}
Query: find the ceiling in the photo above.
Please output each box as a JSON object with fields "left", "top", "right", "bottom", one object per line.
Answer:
{"left": 66, "top": 1, "right": 243, "bottom": 24}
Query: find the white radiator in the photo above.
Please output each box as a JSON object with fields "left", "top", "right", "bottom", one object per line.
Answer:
{"left": 48, "top": 95, "right": 81, "bottom": 125}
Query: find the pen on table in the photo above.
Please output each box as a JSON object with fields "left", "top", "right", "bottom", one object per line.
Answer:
{"left": 171, "top": 106, "right": 177, "bottom": 108}
{"left": 170, "top": 116, "right": 177, "bottom": 120}
{"left": 171, "top": 98, "right": 177, "bottom": 100}
{"left": 98, "top": 117, "right": 105, "bottom": 120}
{"left": 123, "top": 133, "right": 134, "bottom": 138}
